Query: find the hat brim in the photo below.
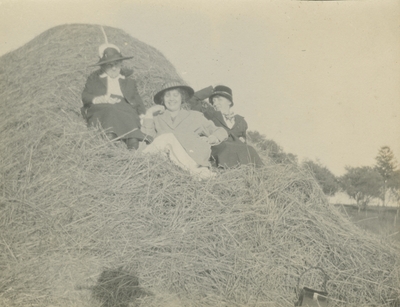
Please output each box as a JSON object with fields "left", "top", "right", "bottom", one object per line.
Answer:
{"left": 154, "top": 85, "right": 195, "bottom": 105}
{"left": 209, "top": 92, "right": 234, "bottom": 106}
{"left": 89, "top": 56, "right": 134, "bottom": 67}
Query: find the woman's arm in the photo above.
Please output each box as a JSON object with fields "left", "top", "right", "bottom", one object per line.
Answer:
{"left": 81, "top": 74, "right": 99, "bottom": 107}
{"left": 81, "top": 71, "right": 117, "bottom": 106}
{"left": 140, "top": 105, "right": 165, "bottom": 137}
{"left": 141, "top": 118, "right": 157, "bottom": 138}
{"left": 129, "top": 80, "right": 146, "bottom": 115}
{"left": 198, "top": 113, "right": 228, "bottom": 145}
{"left": 230, "top": 116, "right": 248, "bottom": 142}
{"left": 188, "top": 95, "right": 218, "bottom": 121}
{"left": 188, "top": 86, "right": 213, "bottom": 112}
{"left": 240, "top": 117, "right": 248, "bottom": 142}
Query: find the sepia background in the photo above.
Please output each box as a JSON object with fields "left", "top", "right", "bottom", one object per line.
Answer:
{"left": 0, "top": 0, "right": 399, "bottom": 176}
{"left": 1, "top": 2, "right": 399, "bottom": 306}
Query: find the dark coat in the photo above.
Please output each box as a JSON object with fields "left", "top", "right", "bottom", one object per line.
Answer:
{"left": 189, "top": 97, "right": 264, "bottom": 168}
{"left": 82, "top": 69, "right": 146, "bottom": 114}
{"left": 207, "top": 111, "right": 248, "bottom": 142}
{"left": 81, "top": 69, "right": 146, "bottom": 139}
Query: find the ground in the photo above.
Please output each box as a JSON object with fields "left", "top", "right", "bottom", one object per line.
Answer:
{"left": 336, "top": 204, "right": 400, "bottom": 243}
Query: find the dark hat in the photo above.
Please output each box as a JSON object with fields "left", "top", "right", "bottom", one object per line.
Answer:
{"left": 209, "top": 85, "right": 233, "bottom": 106}
{"left": 90, "top": 46, "right": 133, "bottom": 67}
{"left": 154, "top": 81, "right": 195, "bottom": 105}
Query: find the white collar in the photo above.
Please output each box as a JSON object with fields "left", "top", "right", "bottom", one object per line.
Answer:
{"left": 99, "top": 73, "right": 125, "bottom": 79}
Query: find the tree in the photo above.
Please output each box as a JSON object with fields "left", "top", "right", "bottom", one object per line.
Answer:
{"left": 375, "top": 146, "right": 398, "bottom": 206}
{"left": 302, "top": 159, "right": 339, "bottom": 196}
{"left": 247, "top": 131, "right": 297, "bottom": 164}
{"left": 388, "top": 170, "right": 400, "bottom": 190}
{"left": 339, "top": 166, "right": 382, "bottom": 211}
{"left": 387, "top": 170, "right": 400, "bottom": 224}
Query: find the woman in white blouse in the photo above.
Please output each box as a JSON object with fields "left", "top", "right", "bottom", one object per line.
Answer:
{"left": 81, "top": 44, "right": 151, "bottom": 150}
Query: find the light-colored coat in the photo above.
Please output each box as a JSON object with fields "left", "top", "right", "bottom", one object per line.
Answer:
{"left": 141, "top": 109, "right": 228, "bottom": 166}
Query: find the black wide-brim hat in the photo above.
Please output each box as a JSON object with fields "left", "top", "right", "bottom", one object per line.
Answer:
{"left": 90, "top": 46, "right": 133, "bottom": 67}
{"left": 154, "top": 81, "right": 195, "bottom": 105}
{"left": 209, "top": 85, "right": 234, "bottom": 106}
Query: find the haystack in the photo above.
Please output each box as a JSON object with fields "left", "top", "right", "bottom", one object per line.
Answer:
{"left": 0, "top": 24, "right": 399, "bottom": 307}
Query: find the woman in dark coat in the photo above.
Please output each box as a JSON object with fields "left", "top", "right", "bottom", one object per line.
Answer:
{"left": 189, "top": 85, "right": 264, "bottom": 168}
{"left": 81, "top": 44, "right": 151, "bottom": 149}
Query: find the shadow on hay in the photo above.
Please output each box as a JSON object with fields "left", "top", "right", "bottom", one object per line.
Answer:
{"left": 92, "top": 267, "right": 152, "bottom": 307}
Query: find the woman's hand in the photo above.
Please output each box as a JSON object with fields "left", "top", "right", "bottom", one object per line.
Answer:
{"left": 92, "top": 96, "right": 107, "bottom": 104}
{"left": 107, "top": 96, "right": 121, "bottom": 104}
{"left": 145, "top": 105, "right": 165, "bottom": 117}
{"left": 207, "top": 135, "right": 219, "bottom": 146}
{"left": 239, "top": 137, "right": 246, "bottom": 143}
{"left": 93, "top": 95, "right": 121, "bottom": 104}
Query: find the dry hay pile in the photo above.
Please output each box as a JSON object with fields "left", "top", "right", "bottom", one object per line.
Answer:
{"left": 0, "top": 24, "right": 399, "bottom": 307}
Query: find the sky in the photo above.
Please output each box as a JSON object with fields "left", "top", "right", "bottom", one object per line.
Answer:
{"left": 0, "top": 0, "right": 399, "bottom": 176}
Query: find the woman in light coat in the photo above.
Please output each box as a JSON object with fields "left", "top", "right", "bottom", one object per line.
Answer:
{"left": 142, "top": 81, "right": 228, "bottom": 179}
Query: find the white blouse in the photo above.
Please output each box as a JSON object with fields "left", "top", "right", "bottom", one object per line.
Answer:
{"left": 99, "top": 72, "right": 124, "bottom": 97}
{"left": 223, "top": 114, "right": 235, "bottom": 129}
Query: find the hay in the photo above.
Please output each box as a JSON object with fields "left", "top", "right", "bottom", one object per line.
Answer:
{"left": 0, "top": 24, "right": 399, "bottom": 307}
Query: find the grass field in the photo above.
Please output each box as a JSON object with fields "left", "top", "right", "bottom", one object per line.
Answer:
{"left": 336, "top": 204, "right": 400, "bottom": 243}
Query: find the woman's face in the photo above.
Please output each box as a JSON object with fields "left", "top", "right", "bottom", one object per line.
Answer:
{"left": 103, "top": 60, "right": 122, "bottom": 78}
{"left": 212, "top": 95, "right": 232, "bottom": 114}
{"left": 163, "top": 89, "right": 182, "bottom": 112}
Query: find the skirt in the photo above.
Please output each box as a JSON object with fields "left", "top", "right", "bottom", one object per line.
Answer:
{"left": 211, "top": 140, "right": 264, "bottom": 168}
{"left": 86, "top": 101, "right": 143, "bottom": 140}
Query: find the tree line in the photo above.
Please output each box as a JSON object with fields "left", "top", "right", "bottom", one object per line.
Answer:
{"left": 247, "top": 131, "right": 400, "bottom": 210}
